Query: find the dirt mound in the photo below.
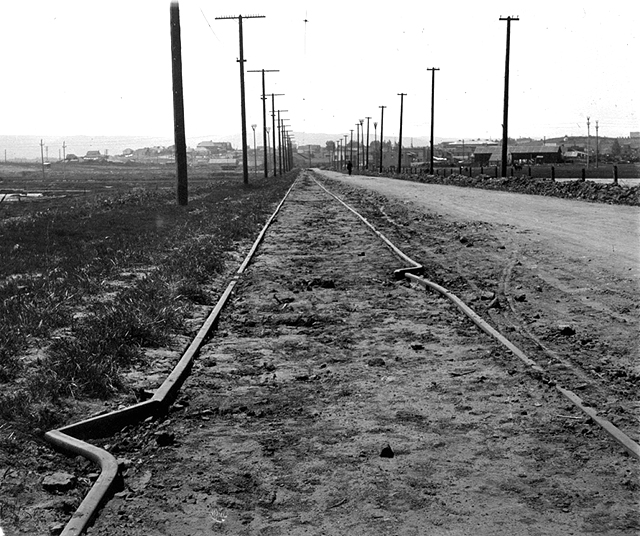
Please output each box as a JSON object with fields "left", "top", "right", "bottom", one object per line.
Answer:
{"left": 369, "top": 172, "right": 640, "bottom": 206}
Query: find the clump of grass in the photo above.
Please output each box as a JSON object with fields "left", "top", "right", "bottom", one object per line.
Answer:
{"left": 0, "top": 277, "right": 72, "bottom": 381}
{"left": 0, "top": 389, "right": 62, "bottom": 431}
{"left": 35, "top": 274, "right": 182, "bottom": 399}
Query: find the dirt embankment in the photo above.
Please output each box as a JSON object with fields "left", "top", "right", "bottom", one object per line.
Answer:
{"left": 350, "top": 170, "right": 640, "bottom": 206}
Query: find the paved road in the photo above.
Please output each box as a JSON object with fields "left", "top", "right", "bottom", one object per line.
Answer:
{"left": 315, "top": 170, "right": 640, "bottom": 279}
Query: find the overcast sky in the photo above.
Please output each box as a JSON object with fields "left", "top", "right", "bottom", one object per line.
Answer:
{"left": 1, "top": 0, "right": 638, "bottom": 145}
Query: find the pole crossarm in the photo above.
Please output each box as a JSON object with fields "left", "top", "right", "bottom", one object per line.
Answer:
{"left": 215, "top": 15, "right": 265, "bottom": 20}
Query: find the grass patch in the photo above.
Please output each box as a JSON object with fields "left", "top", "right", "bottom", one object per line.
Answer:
{"left": 0, "top": 169, "right": 297, "bottom": 431}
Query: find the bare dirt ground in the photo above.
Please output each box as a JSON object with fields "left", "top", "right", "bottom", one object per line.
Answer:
{"left": 77, "top": 171, "right": 639, "bottom": 535}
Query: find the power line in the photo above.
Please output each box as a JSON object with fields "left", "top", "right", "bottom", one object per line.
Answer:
{"left": 200, "top": 7, "right": 221, "bottom": 42}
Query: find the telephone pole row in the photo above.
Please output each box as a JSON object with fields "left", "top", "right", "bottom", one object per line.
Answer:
{"left": 248, "top": 68, "right": 279, "bottom": 178}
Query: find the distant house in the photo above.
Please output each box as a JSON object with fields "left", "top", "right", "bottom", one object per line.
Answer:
{"left": 297, "top": 144, "right": 322, "bottom": 157}
{"left": 197, "top": 141, "right": 233, "bottom": 155}
{"left": 83, "top": 150, "right": 103, "bottom": 161}
{"left": 563, "top": 150, "right": 587, "bottom": 163}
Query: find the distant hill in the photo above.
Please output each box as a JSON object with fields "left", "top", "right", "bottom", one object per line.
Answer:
{"left": 0, "top": 133, "right": 456, "bottom": 161}
{"left": 4, "top": 133, "right": 635, "bottom": 161}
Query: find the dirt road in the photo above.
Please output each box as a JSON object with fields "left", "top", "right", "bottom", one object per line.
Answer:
{"left": 316, "top": 170, "right": 640, "bottom": 279}
{"left": 86, "top": 172, "right": 638, "bottom": 536}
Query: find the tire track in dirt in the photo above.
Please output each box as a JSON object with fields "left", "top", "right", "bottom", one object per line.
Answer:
{"left": 88, "top": 172, "right": 638, "bottom": 535}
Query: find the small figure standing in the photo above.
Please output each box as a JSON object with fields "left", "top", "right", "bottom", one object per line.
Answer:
{"left": 346, "top": 160, "right": 353, "bottom": 175}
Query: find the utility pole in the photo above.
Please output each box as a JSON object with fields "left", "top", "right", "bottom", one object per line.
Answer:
{"left": 40, "top": 139, "right": 46, "bottom": 180}
{"left": 62, "top": 141, "right": 67, "bottom": 180}
{"left": 373, "top": 122, "right": 378, "bottom": 169}
{"left": 248, "top": 69, "right": 278, "bottom": 177}
{"left": 427, "top": 68, "right": 439, "bottom": 174}
{"left": 170, "top": 2, "right": 188, "bottom": 205}
{"left": 356, "top": 122, "right": 361, "bottom": 170}
{"left": 270, "top": 93, "right": 284, "bottom": 176}
{"left": 586, "top": 116, "right": 591, "bottom": 168}
{"left": 216, "top": 14, "right": 265, "bottom": 184}
{"left": 343, "top": 134, "right": 348, "bottom": 170}
{"left": 595, "top": 120, "right": 599, "bottom": 168}
{"left": 277, "top": 110, "right": 288, "bottom": 175}
{"left": 251, "top": 124, "right": 257, "bottom": 176}
{"left": 365, "top": 116, "right": 371, "bottom": 169}
{"left": 349, "top": 129, "right": 354, "bottom": 165}
{"left": 379, "top": 105, "right": 386, "bottom": 173}
{"left": 499, "top": 16, "right": 519, "bottom": 178}
{"left": 359, "top": 119, "right": 364, "bottom": 168}
{"left": 397, "top": 93, "right": 406, "bottom": 173}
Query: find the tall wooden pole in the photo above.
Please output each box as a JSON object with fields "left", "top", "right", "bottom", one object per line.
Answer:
{"left": 427, "top": 68, "right": 439, "bottom": 174}
{"left": 397, "top": 93, "right": 406, "bottom": 173}
{"left": 379, "top": 106, "right": 386, "bottom": 173}
{"left": 40, "top": 139, "right": 46, "bottom": 180}
{"left": 500, "top": 16, "right": 518, "bottom": 178}
{"left": 365, "top": 116, "right": 371, "bottom": 169}
{"left": 356, "top": 123, "right": 360, "bottom": 170}
{"left": 170, "top": 2, "right": 188, "bottom": 205}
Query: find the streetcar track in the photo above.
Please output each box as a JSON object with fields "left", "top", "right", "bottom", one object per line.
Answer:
{"left": 45, "top": 170, "right": 639, "bottom": 535}
{"left": 310, "top": 171, "right": 639, "bottom": 460}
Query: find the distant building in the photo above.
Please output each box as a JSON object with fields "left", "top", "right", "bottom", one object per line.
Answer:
{"left": 297, "top": 144, "right": 322, "bottom": 157}
{"left": 440, "top": 139, "right": 499, "bottom": 162}
{"left": 83, "top": 150, "right": 103, "bottom": 161}
{"left": 197, "top": 141, "right": 233, "bottom": 155}
{"left": 473, "top": 144, "right": 563, "bottom": 165}
{"left": 563, "top": 149, "right": 587, "bottom": 163}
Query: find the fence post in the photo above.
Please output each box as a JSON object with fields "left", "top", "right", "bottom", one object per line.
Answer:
{"left": 495, "top": 166, "right": 498, "bottom": 178}
{"left": 551, "top": 166, "right": 555, "bottom": 180}
{"left": 614, "top": 165, "right": 619, "bottom": 185}
{"left": 581, "top": 168, "right": 586, "bottom": 181}
{"left": 480, "top": 166, "right": 484, "bottom": 175}
{"left": 528, "top": 166, "right": 531, "bottom": 177}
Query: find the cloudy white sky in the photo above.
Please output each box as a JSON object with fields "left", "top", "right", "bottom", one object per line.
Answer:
{"left": 0, "top": 0, "right": 638, "bottom": 144}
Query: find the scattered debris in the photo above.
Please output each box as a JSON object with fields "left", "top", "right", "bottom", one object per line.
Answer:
{"left": 42, "top": 472, "right": 76, "bottom": 493}
{"left": 380, "top": 444, "right": 395, "bottom": 458}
